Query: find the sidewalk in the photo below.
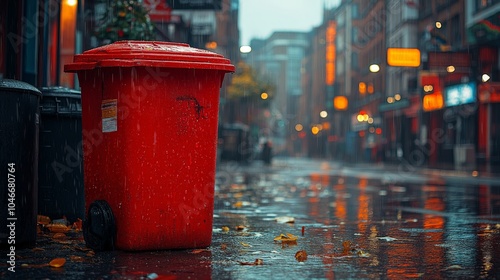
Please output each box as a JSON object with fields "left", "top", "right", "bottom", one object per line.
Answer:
{"left": 341, "top": 159, "right": 500, "bottom": 184}
{"left": 267, "top": 156, "right": 500, "bottom": 184}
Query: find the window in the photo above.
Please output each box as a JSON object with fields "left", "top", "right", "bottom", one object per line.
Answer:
{"left": 352, "top": 4, "right": 359, "bottom": 19}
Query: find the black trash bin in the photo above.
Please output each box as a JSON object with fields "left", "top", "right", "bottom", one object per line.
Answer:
{"left": 0, "top": 79, "right": 41, "bottom": 248}
{"left": 38, "top": 87, "right": 84, "bottom": 223}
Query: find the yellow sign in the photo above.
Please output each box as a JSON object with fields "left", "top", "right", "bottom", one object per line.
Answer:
{"left": 334, "top": 96, "right": 348, "bottom": 110}
{"left": 423, "top": 93, "right": 443, "bottom": 112}
{"left": 387, "top": 48, "right": 421, "bottom": 67}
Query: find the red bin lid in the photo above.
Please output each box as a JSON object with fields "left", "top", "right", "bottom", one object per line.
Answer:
{"left": 64, "top": 41, "right": 235, "bottom": 73}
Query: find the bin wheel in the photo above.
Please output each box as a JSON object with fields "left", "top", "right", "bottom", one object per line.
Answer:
{"left": 83, "top": 200, "right": 116, "bottom": 251}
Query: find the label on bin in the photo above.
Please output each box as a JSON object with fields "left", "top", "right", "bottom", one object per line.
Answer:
{"left": 101, "top": 99, "right": 117, "bottom": 133}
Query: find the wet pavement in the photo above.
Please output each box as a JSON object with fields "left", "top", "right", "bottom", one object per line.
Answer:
{"left": 2, "top": 157, "right": 500, "bottom": 279}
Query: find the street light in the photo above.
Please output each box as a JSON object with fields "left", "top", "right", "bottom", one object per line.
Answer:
{"left": 320, "top": 110, "right": 328, "bottom": 118}
{"left": 240, "top": 46, "right": 251, "bottom": 54}
{"left": 482, "top": 74, "right": 491, "bottom": 82}
{"left": 369, "top": 64, "right": 380, "bottom": 73}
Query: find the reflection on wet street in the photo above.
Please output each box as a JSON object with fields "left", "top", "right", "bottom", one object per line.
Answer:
{"left": 211, "top": 158, "right": 500, "bottom": 279}
{"left": 3, "top": 157, "right": 500, "bottom": 279}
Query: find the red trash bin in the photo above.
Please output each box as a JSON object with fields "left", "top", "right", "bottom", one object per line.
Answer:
{"left": 64, "top": 41, "right": 234, "bottom": 251}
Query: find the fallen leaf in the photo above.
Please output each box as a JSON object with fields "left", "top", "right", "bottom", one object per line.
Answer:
{"left": 378, "top": 236, "right": 397, "bottom": 242}
{"left": 191, "top": 249, "right": 209, "bottom": 254}
{"left": 37, "top": 215, "right": 51, "bottom": 225}
{"left": 86, "top": 251, "right": 95, "bottom": 257}
{"left": 55, "top": 240, "right": 73, "bottom": 245}
{"left": 49, "top": 258, "right": 66, "bottom": 268}
{"left": 52, "top": 233, "right": 66, "bottom": 239}
{"left": 274, "top": 233, "right": 298, "bottom": 244}
{"left": 240, "top": 242, "right": 252, "bottom": 247}
{"left": 233, "top": 201, "right": 243, "bottom": 208}
{"left": 221, "top": 244, "right": 227, "bottom": 250}
{"left": 69, "top": 255, "right": 84, "bottom": 262}
{"left": 46, "top": 223, "right": 71, "bottom": 233}
{"left": 295, "top": 250, "right": 308, "bottom": 262}
{"left": 356, "top": 250, "right": 370, "bottom": 258}
{"left": 222, "top": 226, "right": 230, "bottom": 232}
{"left": 342, "top": 240, "right": 353, "bottom": 255}
{"left": 275, "top": 216, "right": 295, "bottom": 224}
{"left": 238, "top": 259, "right": 264, "bottom": 266}
{"left": 442, "top": 265, "right": 463, "bottom": 271}
{"left": 32, "top": 247, "right": 45, "bottom": 252}
{"left": 21, "top": 263, "right": 49, "bottom": 268}
{"left": 74, "top": 246, "right": 93, "bottom": 252}
{"left": 236, "top": 225, "right": 246, "bottom": 231}
{"left": 72, "top": 219, "right": 83, "bottom": 231}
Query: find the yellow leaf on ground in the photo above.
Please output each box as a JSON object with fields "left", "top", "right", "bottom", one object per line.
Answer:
{"left": 240, "top": 242, "right": 252, "bottom": 247}
{"left": 274, "top": 233, "right": 298, "bottom": 244}
{"left": 233, "top": 201, "right": 243, "bottom": 208}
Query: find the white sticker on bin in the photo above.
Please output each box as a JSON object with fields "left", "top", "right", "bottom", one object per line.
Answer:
{"left": 102, "top": 99, "right": 117, "bottom": 133}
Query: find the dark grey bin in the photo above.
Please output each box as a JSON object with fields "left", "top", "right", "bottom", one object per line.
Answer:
{"left": 38, "top": 87, "right": 84, "bottom": 223}
{"left": 0, "top": 79, "right": 41, "bottom": 248}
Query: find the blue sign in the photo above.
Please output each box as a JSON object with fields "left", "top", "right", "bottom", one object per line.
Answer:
{"left": 444, "top": 82, "right": 476, "bottom": 107}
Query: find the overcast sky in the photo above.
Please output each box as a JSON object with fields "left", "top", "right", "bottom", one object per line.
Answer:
{"left": 238, "top": 0, "right": 340, "bottom": 46}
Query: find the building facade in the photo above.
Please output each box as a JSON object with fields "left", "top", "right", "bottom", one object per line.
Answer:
{"left": 298, "top": 0, "right": 499, "bottom": 170}
{"left": 247, "top": 31, "right": 309, "bottom": 154}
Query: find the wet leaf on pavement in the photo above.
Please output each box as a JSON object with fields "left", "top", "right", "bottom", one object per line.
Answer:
{"left": 222, "top": 226, "right": 230, "bottom": 232}
{"left": 275, "top": 216, "right": 295, "bottom": 224}
{"left": 342, "top": 240, "right": 353, "bottom": 255}
{"left": 240, "top": 241, "right": 252, "bottom": 247}
{"left": 377, "top": 236, "right": 397, "bottom": 242}
{"left": 21, "top": 263, "right": 49, "bottom": 268}
{"left": 74, "top": 246, "right": 93, "bottom": 252}
{"left": 236, "top": 225, "right": 246, "bottom": 231}
{"left": 295, "top": 250, "right": 307, "bottom": 262}
{"left": 69, "top": 255, "right": 84, "bottom": 262}
{"left": 233, "top": 201, "right": 243, "bottom": 208}
{"left": 238, "top": 259, "right": 264, "bottom": 266}
{"left": 49, "top": 258, "right": 66, "bottom": 268}
{"left": 190, "top": 249, "right": 210, "bottom": 254}
{"left": 274, "top": 233, "right": 298, "bottom": 244}
{"left": 72, "top": 218, "right": 83, "bottom": 231}
{"left": 32, "top": 247, "right": 45, "bottom": 252}
{"left": 52, "top": 233, "right": 66, "bottom": 239}
{"left": 86, "top": 251, "right": 96, "bottom": 257}
{"left": 46, "top": 223, "right": 71, "bottom": 233}
{"left": 37, "top": 215, "right": 51, "bottom": 225}
{"left": 442, "top": 265, "right": 463, "bottom": 271}
{"left": 356, "top": 250, "right": 370, "bottom": 258}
